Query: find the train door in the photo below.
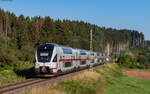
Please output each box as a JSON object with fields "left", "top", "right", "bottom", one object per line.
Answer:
{"left": 76, "top": 50, "right": 80, "bottom": 68}
{"left": 87, "top": 51, "right": 90, "bottom": 66}
{"left": 56, "top": 47, "right": 62, "bottom": 71}
{"left": 75, "top": 51, "right": 78, "bottom": 68}
{"left": 94, "top": 53, "right": 98, "bottom": 66}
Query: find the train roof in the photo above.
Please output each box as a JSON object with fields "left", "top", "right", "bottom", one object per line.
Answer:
{"left": 38, "top": 43, "right": 72, "bottom": 49}
{"left": 37, "top": 43, "right": 107, "bottom": 55}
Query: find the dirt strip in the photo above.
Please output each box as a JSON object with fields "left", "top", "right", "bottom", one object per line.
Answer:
{"left": 126, "top": 70, "right": 150, "bottom": 80}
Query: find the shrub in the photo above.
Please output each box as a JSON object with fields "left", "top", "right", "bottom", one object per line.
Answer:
{"left": 137, "top": 55, "right": 148, "bottom": 64}
{"left": 19, "top": 44, "right": 35, "bottom": 63}
{"left": 118, "top": 55, "right": 137, "bottom": 68}
{"left": 60, "top": 80, "right": 96, "bottom": 94}
{"left": 117, "top": 47, "right": 150, "bottom": 69}
{"left": 0, "top": 48, "right": 17, "bottom": 66}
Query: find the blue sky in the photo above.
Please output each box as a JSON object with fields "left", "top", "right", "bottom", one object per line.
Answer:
{"left": 0, "top": 0, "right": 150, "bottom": 40}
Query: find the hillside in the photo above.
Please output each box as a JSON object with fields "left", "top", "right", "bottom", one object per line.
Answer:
{"left": 0, "top": 8, "right": 145, "bottom": 58}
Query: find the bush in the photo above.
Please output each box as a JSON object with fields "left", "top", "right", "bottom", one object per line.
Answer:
{"left": 0, "top": 47, "right": 17, "bottom": 66}
{"left": 137, "top": 55, "right": 148, "bottom": 64}
{"left": 118, "top": 55, "right": 137, "bottom": 68}
{"left": 117, "top": 47, "right": 150, "bottom": 69}
{"left": 60, "top": 80, "right": 96, "bottom": 94}
{"left": 17, "top": 44, "right": 35, "bottom": 63}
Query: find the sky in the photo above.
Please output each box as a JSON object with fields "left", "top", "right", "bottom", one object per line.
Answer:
{"left": 0, "top": 0, "right": 150, "bottom": 40}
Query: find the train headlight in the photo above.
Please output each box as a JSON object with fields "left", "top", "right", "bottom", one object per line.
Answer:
{"left": 35, "top": 63, "right": 40, "bottom": 68}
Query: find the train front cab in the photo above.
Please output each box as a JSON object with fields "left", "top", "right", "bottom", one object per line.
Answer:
{"left": 35, "top": 44, "right": 59, "bottom": 76}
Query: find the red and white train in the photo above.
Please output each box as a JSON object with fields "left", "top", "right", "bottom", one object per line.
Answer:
{"left": 34, "top": 43, "right": 108, "bottom": 76}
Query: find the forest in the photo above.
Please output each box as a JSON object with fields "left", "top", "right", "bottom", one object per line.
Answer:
{"left": 0, "top": 8, "right": 146, "bottom": 66}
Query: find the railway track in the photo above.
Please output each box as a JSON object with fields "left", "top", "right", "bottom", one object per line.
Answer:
{"left": 0, "top": 63, "right": 109, "bottom": 94}
{"left": 0, "top": 78, "right": 46, "bottom": 94}
{"left": 0, "top": 70, "right": 86, "bottom": 94}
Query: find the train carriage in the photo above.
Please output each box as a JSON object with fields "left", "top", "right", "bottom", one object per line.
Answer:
{"left": 35, "top": 43, "right": 108, "bottom": 77}
{"left": 96, "top": 52, "right": 101, "bottom": 65}
{"left": 88, "top": 51, "right": 96, "bottom": 67}
{"left": 58, "top": 47, "right": 76, "bottom": 73}
{"left": 101, "top": 53, "right": 106, "bottom": 64}
{"left": 77, "top": 50, "right": 89, "bottom": 69}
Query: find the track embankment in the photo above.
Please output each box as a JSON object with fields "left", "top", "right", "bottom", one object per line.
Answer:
{"left": 0, "top": 63, "right": 109, "bottom": 94}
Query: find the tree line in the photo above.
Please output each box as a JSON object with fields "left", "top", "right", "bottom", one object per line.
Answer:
{"left": 0, "top": 8, "right": 146, "bottom": 65}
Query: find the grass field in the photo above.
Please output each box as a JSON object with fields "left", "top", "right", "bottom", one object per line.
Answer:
{"left": 105, "top": 76, "right": 150, "bottom": 94}
{"left": 100, "top": 64, "right": 150, "bottom": 94}
{"left": 24, "top": 63, "right": 150, "bottom": 94}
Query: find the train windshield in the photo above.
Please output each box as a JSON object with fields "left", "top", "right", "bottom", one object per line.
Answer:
{"left": 37, "top": 44, "right": 54, "bottom": 62}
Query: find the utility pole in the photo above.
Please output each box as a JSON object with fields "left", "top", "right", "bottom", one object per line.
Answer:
{"left": 90, "top": 29, "right": 93, "bottom": 51}
{"left": 89, "top": 29, "right": 93, "bottom": 71}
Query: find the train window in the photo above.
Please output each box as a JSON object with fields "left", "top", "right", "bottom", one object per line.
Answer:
{"left": 71, "top": 56, "right": 75, "bottom": 59}
{"left": 80, "top": 50, "right": 86, "bottom": 55}
{"left": 97, "top": 53, "right": 100, "bottom": 56}
{"left": 64, "top": 62, "right": 72, "bottom": 67}
{"left": 80, "top": 61, "right": 86, "bottom": 65}
{"left": 91, "top": 60, "right": 95, "bottom": 63}
{"left": 102, "top": 53, "right": 105, "bottom": 56}
{"left": 91, "top": 53, "right": 94, "bottom": 56}
{"left": 62, "top": 48, "right": 72, "bottom": 54}
{"left": 53, "top": 54, "right": 57, "bottom": 62}
{"left": 37, "top": 44, "right": 54, "bottom": 62}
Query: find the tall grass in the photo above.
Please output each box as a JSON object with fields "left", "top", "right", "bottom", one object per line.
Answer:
{"left": 26, "top": 66, "right": 105, "bottom": 94}
{"left": 95, "top": 64, "right": 150, "bottom": 94}
{"left": 25, "top": 84, "right": 65, "bottom": 94}
{"left": 0, "top": 61, "right": 34, "bottom": 84}
{"left": 59, "top": 71, "right": 103, "bottom": 94}
{"left": 24, "top": 64, "right": 150, "bottom": 94}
